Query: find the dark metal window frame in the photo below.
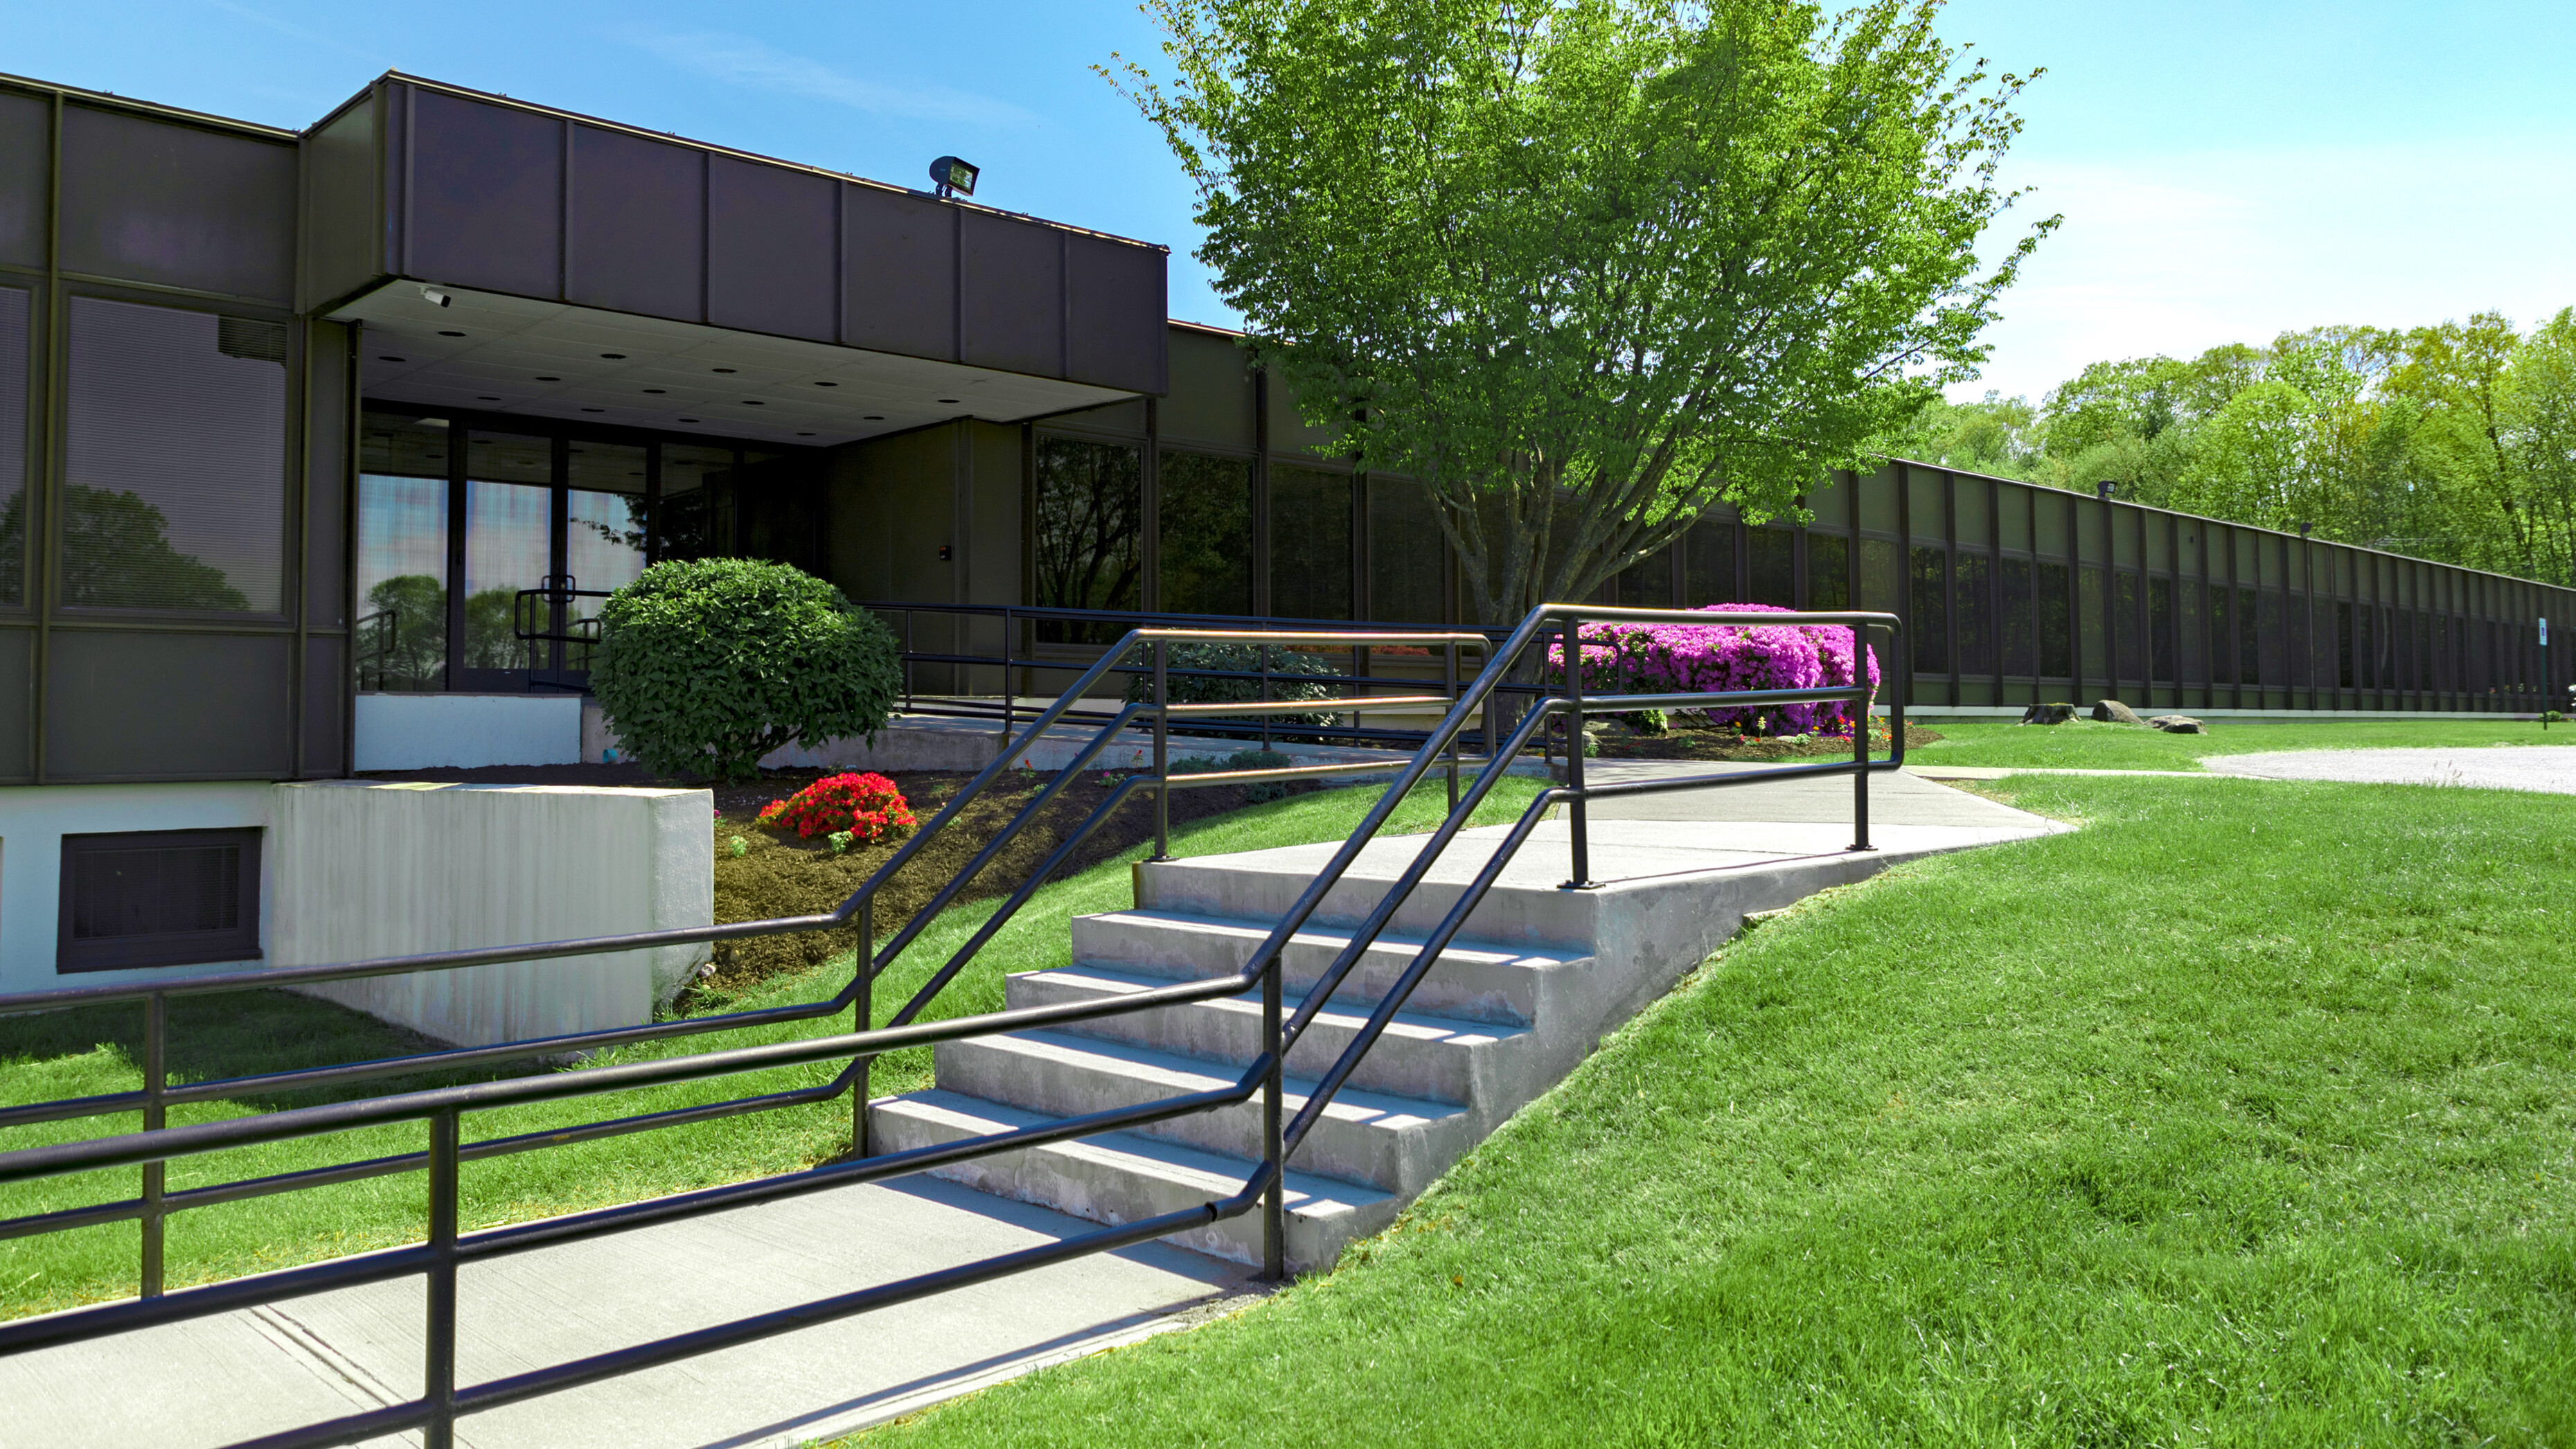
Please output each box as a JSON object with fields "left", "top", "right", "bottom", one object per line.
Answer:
{"left": 56, "top": 826, "right": 264, "bottom": 973}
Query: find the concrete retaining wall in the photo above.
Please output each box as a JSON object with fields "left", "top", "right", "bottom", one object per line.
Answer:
{"left": 267, "top": 781, "right": 713, "bottom": 1047}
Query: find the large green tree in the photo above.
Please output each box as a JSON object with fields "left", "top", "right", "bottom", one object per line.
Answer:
{"left": 1112, "top": 0, "right": 2051, "bottom": 623}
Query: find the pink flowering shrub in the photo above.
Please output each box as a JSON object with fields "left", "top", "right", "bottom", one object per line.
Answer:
{"left": 1545, "top": 603, "right": 1881, "bottom": 736}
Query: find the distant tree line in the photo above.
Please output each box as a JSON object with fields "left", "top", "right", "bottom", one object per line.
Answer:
{"left": 1876, "top": 310, "right": 2576, "bottom": 587}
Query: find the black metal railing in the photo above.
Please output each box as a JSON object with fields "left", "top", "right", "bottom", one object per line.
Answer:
{"left": 0, "top": 605, "right": 1899, "bottom": 1449}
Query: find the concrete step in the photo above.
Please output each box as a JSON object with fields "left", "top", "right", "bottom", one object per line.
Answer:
{"left": 869, "top": 1090, "right": 1398, "bottom": 1272}
{"left": 930, "top": 1030, "right": 1473, "bottom": 1197}
{"left": 1006, "top": 964, "right": 1535, "bottom": 1108}
{"left": 1067, "top": 908, "right": 1590, "bottom": 1027}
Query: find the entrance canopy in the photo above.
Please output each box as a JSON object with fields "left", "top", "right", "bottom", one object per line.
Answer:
{"left": 335, "top": 281, "right": 1137, "bottom": 447}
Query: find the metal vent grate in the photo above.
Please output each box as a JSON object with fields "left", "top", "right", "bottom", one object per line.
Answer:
{"left": 57, "top": 828, "right": 263, "bottom": 972}
{"left": 216, "top": 316, "right": 290, "bottom": 364}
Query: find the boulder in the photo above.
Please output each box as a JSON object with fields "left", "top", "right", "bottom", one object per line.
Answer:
{"left": 2020, "top": 702, "right": 2077, "bottom": 726}
{"left": 2146, "top": 714, "right": 2206, "bottom": 734}
{"left": 2090, "top": 699, "right": 2142, "bottom": 725}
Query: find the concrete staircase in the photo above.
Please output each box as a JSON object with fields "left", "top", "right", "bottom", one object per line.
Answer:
{"left": 869, "top": 819, "right": 1968, "bottom": 1273}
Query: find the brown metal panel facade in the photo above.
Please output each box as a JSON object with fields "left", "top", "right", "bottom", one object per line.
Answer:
{"left": 300, "top": 95, "right": 381, "bottom": 311}
{"left": 958, "top": 209, "right": 1063, "bottom": 379}
{"left": 1065, "top": 231, "right": 1167, "bottom": 396}
{"left": 705, "top": 155, "right": 837, "bottom": 342}
{"left": 45, "top": 631, "right": 295, "bottom": 780}
{"left": 400, "top": 87, "right": 563, "bottom": 299}
{"left": 567, "top": 124, "right": 705, "bottom": 321}
{"left": 840, "top": 185, "right": 955, "bottom": 360}
{"left": 59, "top": 104, "right": 296, "bottom": 305}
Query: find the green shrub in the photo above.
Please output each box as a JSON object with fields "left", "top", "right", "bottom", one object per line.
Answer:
{"left": 1173, "top": 747, "right": 1301, "bottom": 801}
{"left": 1125, "top": 641, "right": 1342, "bottom": 736}
{"left": 591, "top": 558, "right": 900, "bottom": 782}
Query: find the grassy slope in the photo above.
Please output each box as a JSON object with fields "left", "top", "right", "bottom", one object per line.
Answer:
{"left": 1911, "top": 716, "right": 2576, "bottom": 771}
{"left": 0, "top": 776, "right": 1540, "bottom": 1320}
{"left": 859, "top": 775, "right": 2576, "bottom": 1447}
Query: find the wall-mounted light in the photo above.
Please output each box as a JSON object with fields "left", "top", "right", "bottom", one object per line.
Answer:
{"left": 929, "top": 155, "right": 979, "bottom": 199}
{"left": 420, "top": 286, "right": 451, "bottom": 308}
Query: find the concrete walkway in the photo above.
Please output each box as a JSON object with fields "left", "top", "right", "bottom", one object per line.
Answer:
{"left": 2204, "top": 745, "right": 2576, "bottom": 794}
{"left": 5, "top": 767, "right": 2055, "bottom": 1449}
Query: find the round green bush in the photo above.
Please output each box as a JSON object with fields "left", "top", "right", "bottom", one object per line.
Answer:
{"left": 591, "top": 559, "right": 900, "bottom": 782}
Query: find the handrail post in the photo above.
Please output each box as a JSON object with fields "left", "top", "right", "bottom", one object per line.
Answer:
{"left": 425, "top": 1108, "right": 461, "bottom": 1449}
{"left": 1152, "top": 638, "right": 1171, "bottom": 861}
{"left": 1851, "top": 623, "right": 1875, "bottom": 853}
{"left": 1000, "top": 605, "right": 1015, "bottom": 744}
{"left": 853, "top": 897, "right": 874, "bottom": 1158}
{"left": 139, "top": 990, "right": 166, "bottom": 1299}
{"left": 1443, "top": 641, "right": 1460, "bottom": 812}
{"left": 901, "top": 609, "right": 915, "bottom": 713}
{"left": 1261, "top": 950, "right": 1285, "bottom": 1281}
{"left": 1562, "top": 616, "right": 1595, "bottom": 889}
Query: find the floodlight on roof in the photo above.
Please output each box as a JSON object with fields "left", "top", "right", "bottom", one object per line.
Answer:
{"left": 929, "top": 156, "right": 979, "bottom": 199}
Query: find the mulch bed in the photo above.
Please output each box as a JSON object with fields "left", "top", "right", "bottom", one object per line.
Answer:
{"left": 359, "top": 761, "right": 1321, "bottom": 1002}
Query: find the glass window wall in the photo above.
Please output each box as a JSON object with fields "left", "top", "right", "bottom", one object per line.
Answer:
{"left": 1807, "top": 535, "right": 1849, "bottom": 610}
{"left": 1369, "top": 477, "right": 1448, "bottom": 621}
{"left": 357, "top": 411, "right": 451, "bottom": 691}
{"left": 463, "top": 431, "right": 552, "bottom": 673}
{"left": 1159, "top": 450, "right": 1252, "bottom": 616}
{"left": 1268, "top": 465, "right": 1351, "bottom": 620}
{"left": 1748, "top": 528, "right": 1795, "bottom": 607}
{"left": 1909, "top": 546, "right": 1949, "bottom": 674}
{"left": 62, "top": 296, "right": 284, "bottom": 612}
{"left": 1034, "top": 436, "right": 1141, "bottom": 641}
{"left": 1683, "top": 518, "right": 1734, "bottom": 603}
{"left": 0, "top": 285, "right": 24, "bottom": 605}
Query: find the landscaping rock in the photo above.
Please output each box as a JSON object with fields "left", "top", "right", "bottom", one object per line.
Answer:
{"left": 2147, "top": 714, "right": 2206, "bottom": 734}
{"left": 2020, "top": 703, "right": 2077, "bottom": 725}
{"left": 2090, "top": 699, "right": 2143, "bottom": 725}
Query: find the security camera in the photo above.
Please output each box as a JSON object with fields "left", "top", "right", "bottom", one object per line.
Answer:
{"left": 420, "top": 287, "right": 451, "bottom": 308}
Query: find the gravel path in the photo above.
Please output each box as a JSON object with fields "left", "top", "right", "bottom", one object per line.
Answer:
{"left": 2204, "top": 746, "right": 2576, "bottom": 794}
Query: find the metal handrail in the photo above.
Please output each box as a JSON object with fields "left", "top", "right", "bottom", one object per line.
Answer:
{"left": 0, "top": 603, "right": 1897, "bottom": 1449}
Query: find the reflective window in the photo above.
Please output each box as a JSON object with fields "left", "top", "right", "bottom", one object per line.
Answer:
{"left": 1369, "top": 478, "right": 1447, "bottom": 621}
{"left": 2149, "top": 576, "right": 2174, "bottom": 683}
{"left": 1160, "top": 450, "right": 1251, "bottom": 616}
{"left": 1614, "top": 542, "right": 1672, "bottom": 610}
{"left": 1858, "top": 539, "right": 1902, "bottom": 616}
{"left": 0, "top": 286, "right": 26, "bottom": 605}
{"left": 2038, "top": 562, "right": 2072, "bottom": 679}
{"left": 62, "top": 297, "right": 284, "bottom": 612}
{"left": 2000, "top": 558, "right": 2035, "bottom": 676}
{"left": 657, "top": 444, "right": 734, "bottom": 562}
{"left": 357, "top": 411, "right": 451, "bottom": 691}
{"left": 1807, "top": 535, "right": 1849, "bottom": 610}
{"left": 1268, "top": 465, "right": 1350, "bottom": 621}
{"left": 1909, "top": 546, "right": 1949, "bottom": 674}
{"left": 1747, "top": 529, "right": 1794, "bottom": 607}
{"left": 1683, "top": 519, "right": 1734, "bottom": 605}
{"left": 2078, "top": 567, "right": 2106, "bottom": 680}
{"left": 2238, "top": 586, "right": 2260, "bottom": 686}
{"left": 464, "top": 432, "right": 551, "bottom": 671}
{"left": 2115, "top": 571, "right": 2142, "bottom": 683}
{"left": 1953, "top": 552, "right": 1991, "bottom": 675}
{"left": 1035, "top": 436, "right": 1141, "bottom": 641}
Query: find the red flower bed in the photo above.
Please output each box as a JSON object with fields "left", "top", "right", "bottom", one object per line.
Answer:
{"left": 754, "top": 772, "right": 918, "bottom": 844}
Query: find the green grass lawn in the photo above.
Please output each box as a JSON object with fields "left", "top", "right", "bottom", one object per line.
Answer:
{"left": 851, "top": 774, "right": 2576, "bottom": 1447}
{"left": 0, "top": 776, "right": 1541, "bottom": 1321}
{"left": 1911, "top": 715, "right": 2576, "bottom": 771}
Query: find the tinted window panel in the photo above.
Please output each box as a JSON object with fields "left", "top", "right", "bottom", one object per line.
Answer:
{"left": 0, "top": 286, "right": 24, "bottom": 605}
{"left": 356, "top": 410, "right": 451, "bottom": 691}
{"left": 63, "top": 298, "right": 285, "bottom": 612}
{"left": 1268, "top": 465, "right": 1351, "bottom": 621}
{"left": 1034, "top": 436, "right": 1140, "bottom": 642}
{"left": 1159, "top": 450, "right": 1251, "bottom": 616}
{"left": 1369, "top": 477, "right": 1448, "bottom": 621}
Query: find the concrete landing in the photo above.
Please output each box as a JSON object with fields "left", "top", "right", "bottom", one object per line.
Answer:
{"left": 0, "top": 1177, "right": 1256, "bottom": 1449}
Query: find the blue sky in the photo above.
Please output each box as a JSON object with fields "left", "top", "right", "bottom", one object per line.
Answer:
{"left": 12, "top": 0, "right": 2574, "bottom": 402}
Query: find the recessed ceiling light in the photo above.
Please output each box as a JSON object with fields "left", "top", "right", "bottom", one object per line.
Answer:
{"left": 535, "top": 375, "right": 560, "bottom": 382}
{"left": 742, "top": 400, "right": 764, "bottom": 406}
{"left": 379, "top": 355, "right": 406, "bottom": 362}
{"left": 712, "top": 367, "right": 737, "bottom": 374}
{"left": 599, "top": 352, "right": 627, "bottom": 359}
{"left": 438, "top": 330, "right": 465, "bottom": 337}
{"left": 679, "top": 416, "right": 700, "bottom": 423}
{"left": 580, "top": 407, "right": 605, "bottom": 413}
{"left": 813, "top": 381, "right": 838, "bottom": 388}
{"left": 937, "top": 398, "right": 960, "bottom": 404}
{"left": 478, "top": 395, "right": 500, "bottom": 401}
{"left": 642, "top": 388, "right": 666, "bottom": 395}
{"left": 796, "top": 431, "right": 816, "bottom": 437}
{"left": 863, "top": 414, "right": 885, "bottom": 421}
